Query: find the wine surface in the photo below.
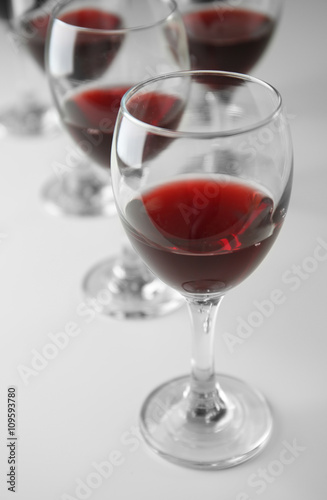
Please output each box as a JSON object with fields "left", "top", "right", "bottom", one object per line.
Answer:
{"left": 183, "top": 7, "right": 275, "bottom": 74}
{"left": 63, "top": 86, "right": 131, "bottom": 168}
{"left": 64, "top": 87, "right": 184, "bottom": 168}
{"left": 124, "top": 177, "right": 280, "bottom": 294}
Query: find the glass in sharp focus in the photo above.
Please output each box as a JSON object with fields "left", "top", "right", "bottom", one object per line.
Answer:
{"left": 111, "top": 70, "right": 293, "bottom": 468}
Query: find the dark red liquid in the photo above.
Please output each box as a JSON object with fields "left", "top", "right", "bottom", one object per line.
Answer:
{"left": 20, "top": 13, "right": 49, "bottom": 69}
{"left": 63, "top": 86, "right": 131, "bottom": 169}
{"left": 183, "top": 7, "right": 275, "bottom": 74}
{"left": 127, "top": 91, "right": 184, "bottom": 162}
{"left": 64, "top": 87, "right": 184, "bottom": 168}
{"left": 124, "top": 178, "right": 282, "bottom": 295}
{"left": 21, "top": 8, "right": 123, "bottom": 76}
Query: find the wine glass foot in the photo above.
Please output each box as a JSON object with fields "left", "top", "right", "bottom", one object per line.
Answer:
{"left": 0, "top": 103, "right": 60, "bottom": 137}
{"left": 139, "top": 374, "right": 273, "bottom": 469}
{"left": 41, "top": 174, "right": 116, "bottom": 217}
{"left": 82, "top": 257, "right": 185, "bottom": 319}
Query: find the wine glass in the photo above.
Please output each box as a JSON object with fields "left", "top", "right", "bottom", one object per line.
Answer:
{"left": 42, "top": 1, "right": 125, "bottom": 216}
{"left": 0, "top": 0, "right": 59, "bottom": 136}
{"left": 111, "top": 70, "right": 293, "bottom": 468}
{"left": 46, "top": 0, "right": 190, "bottom": 317}
{"left": 178, "top": 0, "right": 281, "bottom": 74}
{"left": 177, "top": 0, "right": 282, "bottom": 129}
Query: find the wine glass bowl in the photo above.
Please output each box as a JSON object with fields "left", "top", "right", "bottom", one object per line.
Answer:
{"left": 111, "top": 70, "right": 293, "bottom": 468}
{"left": 0, "top": 0, "right": 59, "bottom": 136}
{"left": 47, "top": 7, "right": 124, "bottom": 82}
{"left": 46, "top": 0, "right": 190, "bottom": 317}
{"left": 43, "top": 1, "right": 128, "bottom": 216}
{"left": 176, "top": 0, "right": 282, "bottom": 127}
{"left": 177, "top": 0, "right": 282, "bottom": 74}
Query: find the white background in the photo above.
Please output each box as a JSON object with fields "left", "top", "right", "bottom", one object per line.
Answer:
{"left": 0, "top": 0, "right": 326, "bottom": 498}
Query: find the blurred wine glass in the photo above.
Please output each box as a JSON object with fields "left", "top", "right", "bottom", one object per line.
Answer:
{"left": 0, "top": 0, "right": 59, "bottom": 137}
{"left": 176, "top": 0, "right": 282, "bottom": 128}
{"left": 46, "top": 0, "right": 190, "bottom": 318}
{"left": 178, "top": 0, "right": 281, "bottom": 74}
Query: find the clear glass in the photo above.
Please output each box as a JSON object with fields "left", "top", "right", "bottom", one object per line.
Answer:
{"left": 175, "top": 0, "right": 282, "bottom": 125}
{"left": 111, "top": 70, "right": 293, "bottom": 468}
{"left": 46, "top": 0, "right": 190, "bottom": 317}
{"left": 0, "top": 1, "right": 59, "bottom": 137}
{"left": 176, "top": 0, "right": 282, "bottom": 74}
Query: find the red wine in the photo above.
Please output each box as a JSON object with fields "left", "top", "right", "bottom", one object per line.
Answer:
{"left": 183, "top": 7, "right": 275, "bottom": 74}
{"left": 124, "top": 178, "right": 283, "bottom": 294}
{"left": 63, "top": 87, "right": 184, "bottom": 168}
{"left": 127, "top": 91, "right": 185, "bottom": 161}
{"left": 63, "top": 86, "right": 131, "bottom": 169}
{"left": 21, "top": 8, "right": 123, "bottom": 76}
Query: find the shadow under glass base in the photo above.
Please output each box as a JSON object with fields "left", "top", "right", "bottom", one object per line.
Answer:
{"left": 82, "top": 257, "right": 185, "bottom": 319}
{"left": 140, "top": 374, "right": 273, "bottom": 469}
{"left": 41, "top": 172, "right": 116, "bottom": 217}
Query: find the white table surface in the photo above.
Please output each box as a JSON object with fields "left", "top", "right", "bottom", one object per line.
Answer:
{"left": 0, "top": 0, "right": 326, "bottom": 498}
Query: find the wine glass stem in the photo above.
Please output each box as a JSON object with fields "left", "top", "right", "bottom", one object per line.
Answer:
{"left": 185, "top": 295, "right": 227, "bottom": 421}
{"left": 218, "top": 88, "right": 232, "bottom": 132}
{"left": 113, "top": 241, "right": 153, "bottom": 281}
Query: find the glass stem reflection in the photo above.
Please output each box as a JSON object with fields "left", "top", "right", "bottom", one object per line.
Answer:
{"left": 185, "top": 295, "right": 228, "bottom": 423}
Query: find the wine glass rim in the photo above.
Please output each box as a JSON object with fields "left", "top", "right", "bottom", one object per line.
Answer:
{"left": 120, "top": 70, "right": 284, "bottom": 139}
{"left": 51, "top": 0, "right": 179, "bottom": 34}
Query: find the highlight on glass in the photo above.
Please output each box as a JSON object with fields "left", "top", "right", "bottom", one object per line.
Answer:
{"left": 111, "top": 70, "right": 293, "bottom": 468}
